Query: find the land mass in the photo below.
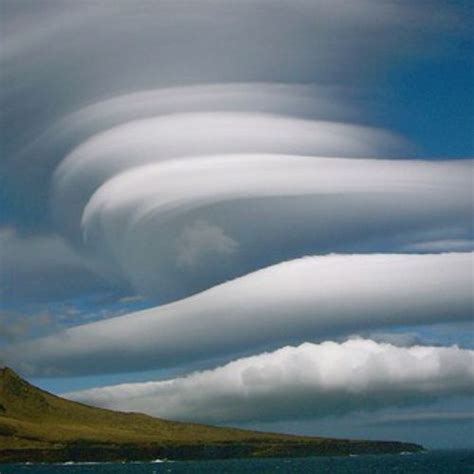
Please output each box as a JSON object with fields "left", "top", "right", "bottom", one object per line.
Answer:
{"left": 0, "top": 367, "right": 423, "bottom": 463}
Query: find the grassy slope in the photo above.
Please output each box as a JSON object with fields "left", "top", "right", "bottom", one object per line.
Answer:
{"left": 0, "top": 367, "right": 311, "bottom": 445}
{"left": 0, "top": 367, "right": 423, "bottom": 461}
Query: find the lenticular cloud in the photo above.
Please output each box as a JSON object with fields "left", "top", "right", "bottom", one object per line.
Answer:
{"left": 41, "top": 89, "right": 470, "bottom": 305}
{"left": 4, "top": 253, "right": 472, "bottom": 376}
{"left": 78, "top": 155, "right": 471, "bottom": 301}
{"left": 51, "top": 112, "right": 407, "bottom": 244}
{"left": 65, "top": 339, "right": 474, "bottom": 423}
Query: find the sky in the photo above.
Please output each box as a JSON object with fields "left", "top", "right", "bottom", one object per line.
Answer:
{"left": 0, "top": 0, "right": 473, "bottom": 449}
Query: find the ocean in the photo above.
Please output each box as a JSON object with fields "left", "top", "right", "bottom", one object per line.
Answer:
{"left": 1, "top": 450, "right": 473, "bottom": 474}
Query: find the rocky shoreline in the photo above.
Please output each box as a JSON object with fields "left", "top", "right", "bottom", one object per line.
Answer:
{"left": 1, "top": 439, "right": 423, "bottom": 463}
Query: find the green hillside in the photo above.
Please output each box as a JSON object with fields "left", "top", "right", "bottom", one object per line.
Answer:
{"left": 0, "top": 367, "right": 423, "bottom": 462}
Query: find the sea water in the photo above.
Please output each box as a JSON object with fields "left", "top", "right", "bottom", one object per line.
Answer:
{"left": 1, "top": 450, "right": 473, "bottom": 474}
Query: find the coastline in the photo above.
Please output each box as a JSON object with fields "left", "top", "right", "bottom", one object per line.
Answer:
{"left": 0, "top": 439, "right": 423, "bottom": 463}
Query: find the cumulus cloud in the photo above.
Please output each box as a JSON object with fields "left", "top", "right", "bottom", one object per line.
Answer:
{"left": 175, "top": 220, "right": 239, "bottom": 269}
{"left": 64, "top": 339, "right": 474, "bottom": 423}
{"left": 3, "top": 253, "right": 471, "bottom": 376}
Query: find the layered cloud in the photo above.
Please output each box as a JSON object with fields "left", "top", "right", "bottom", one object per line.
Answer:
{"left": 51, "top": 114, "right": 408, "bottom": 242}
{"left": 10, "top": 84, "right": 357, "bottom": 231}
{"left": 2, "top": 0, "right": 466, "bottom": 230}
{"left": 1, "top": 1, "right": 470, "bottom": 307}
{"left": 24, "top": 83, "right": 354, "bottom": 173}
{"left": 76, "top": 155, "right": 472, "bottom": 300}
{"left": 3, "top": 252, "right": 471, "bottom": 376}
{"left": 65, "top": 339, "right": 474, "bottom": 423}
{"left": 0, "top": 227, "right": 109, "bottom": 304}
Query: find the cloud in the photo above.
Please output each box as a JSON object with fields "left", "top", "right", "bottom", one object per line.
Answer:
{"left": 75, "top": 156, "right": 471, "bottom": 301}
{"left": 176, "top": 220, "right": 239, "bottom": 269}
{"left": 385, "top": 226, "right": 474, "bottom": 253}
{"left": 3, "top": 252, "right": 471, "bottom": 376}
{"left": 2, "top": 0, "right": 467, "bottom": 230}
{"left": 401, "top": 240, "right": 474, "bottom": 253}
{"left": 0, "top": 227, "right": 110, "bottom": 304}
{"left": 367, "top": 411, "right": 474, "bottom": 426}
{"left": 0, "top": 310, "right": 54, "bottom": 344}
{"left": 1, "top": 3, "right": 472, "bottom": 448}
{"left": 9, "top": 84, "right": 355, "bottom": 230}
{"left": 45, "top": 83, "right": 355, "bottom": 158}
{"left": 51, "top": 115, "right": 408, "bottom": 244}
{"left": 64, "top": 339, "right": 474, "bottom": 423}
{"left": 4, "top": 1, "right": 457, "bottom": 87}
{"left": 353, "top": 332, "right": 424, "bottom": 348}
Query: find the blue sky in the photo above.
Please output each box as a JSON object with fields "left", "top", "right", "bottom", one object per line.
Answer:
{"left": 0, "top": 0, "right": 473, "bottom": 449}
{"left": 379, "top": 51, "right": 473, "bottom": 158}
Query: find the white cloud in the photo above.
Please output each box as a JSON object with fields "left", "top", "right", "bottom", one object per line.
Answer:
{"left": 51, "top": 114, "right": 408, "bottom": 244}
{"left": 65, "top": 339, "right": 474, "bottom": 423}
{"left": 7, "top": 0, "right": 446, "bottom": 208}
{"left": 3, "top": 252, "right": 471, "bottom": 376}
{"left": 15, "top": 84, "right": 354, "bottom": 224}
{"left": 2, "top": 0, "right": 468, "bottom": 235}
{"left": 53, "top": 83, "right": 354, "bottom": 147}
{"left": 176, "top": 220, "right": 238, "bottom": 269}
{"left": 75, "top": 155, "right": 471, "bottom": 301}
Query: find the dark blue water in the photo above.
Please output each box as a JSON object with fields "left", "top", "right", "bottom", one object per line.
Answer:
{"left": 1, "top": 451, "right": 473, "bottom": 473}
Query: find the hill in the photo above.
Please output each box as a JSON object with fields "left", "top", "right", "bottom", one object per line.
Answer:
{"left": 0, "top": 367, "right": 423, "bottom": 462}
